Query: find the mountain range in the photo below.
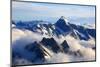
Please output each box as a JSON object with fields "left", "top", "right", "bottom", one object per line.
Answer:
{"left": 12, "top": 16, "right": 96, "bottom": 65}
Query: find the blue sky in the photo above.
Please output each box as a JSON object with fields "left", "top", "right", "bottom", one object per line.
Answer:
{"left": 12, "top": 1, "right": 95, "bottom": 24}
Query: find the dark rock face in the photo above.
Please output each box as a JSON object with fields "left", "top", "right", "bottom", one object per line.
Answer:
{"left": 41, "top": 37, "right": 61, "bottom": 53}
{"left": 76, "top": 26, "right": 90, "bottom": 40}
{"left": 70, "top": 23, "right": 90, "bottom": 40}
{"left": 55, "top": 17, "right": 71, "bottom": 34}
{"left": 86, "top": 29, "right": 96, "bottom": 38}
{"left": 61, "top": 40, "right": 69, "bottom": 53}
{"left": 25, "top": 42, "right": 45, "bottom": 61}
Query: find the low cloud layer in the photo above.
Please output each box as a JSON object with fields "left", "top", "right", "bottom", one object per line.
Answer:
{"left": 12, "top": 28, "right": 95, "bottom": 64}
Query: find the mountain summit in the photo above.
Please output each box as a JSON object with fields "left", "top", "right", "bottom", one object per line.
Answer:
{"left": 60, "top": 16, "right": 69, "bottom": 23}
{"left": 55, "top": 16, "right": 71, "bottom": 34}
{"left": 56, "top": 16, "right": 69, "bottom": 25}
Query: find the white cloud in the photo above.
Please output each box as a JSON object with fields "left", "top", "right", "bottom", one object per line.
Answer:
{"left": 45, "top": 52, "right": 70, "bottom": 63}
{"left": 80, "top": 38, "right": 95, "bottom": 48}
{"left": 80, "top": 47, "right": 95, "bottom": 61}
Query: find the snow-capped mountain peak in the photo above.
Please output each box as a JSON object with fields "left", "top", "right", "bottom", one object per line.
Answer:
{"left": 60, "top": 16, "right": 69, "bottom": 23}
{"left": 55, "top": 16, "right": 71, "bottom": 34}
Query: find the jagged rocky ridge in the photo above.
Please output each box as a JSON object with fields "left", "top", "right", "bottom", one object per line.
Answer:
{"left": 12, "top": 16, "right": 95, "bottom": 40}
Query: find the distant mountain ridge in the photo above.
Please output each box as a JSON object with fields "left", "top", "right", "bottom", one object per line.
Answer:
{"left": 12, "top": 16, "right": 96, "bottom": 40}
